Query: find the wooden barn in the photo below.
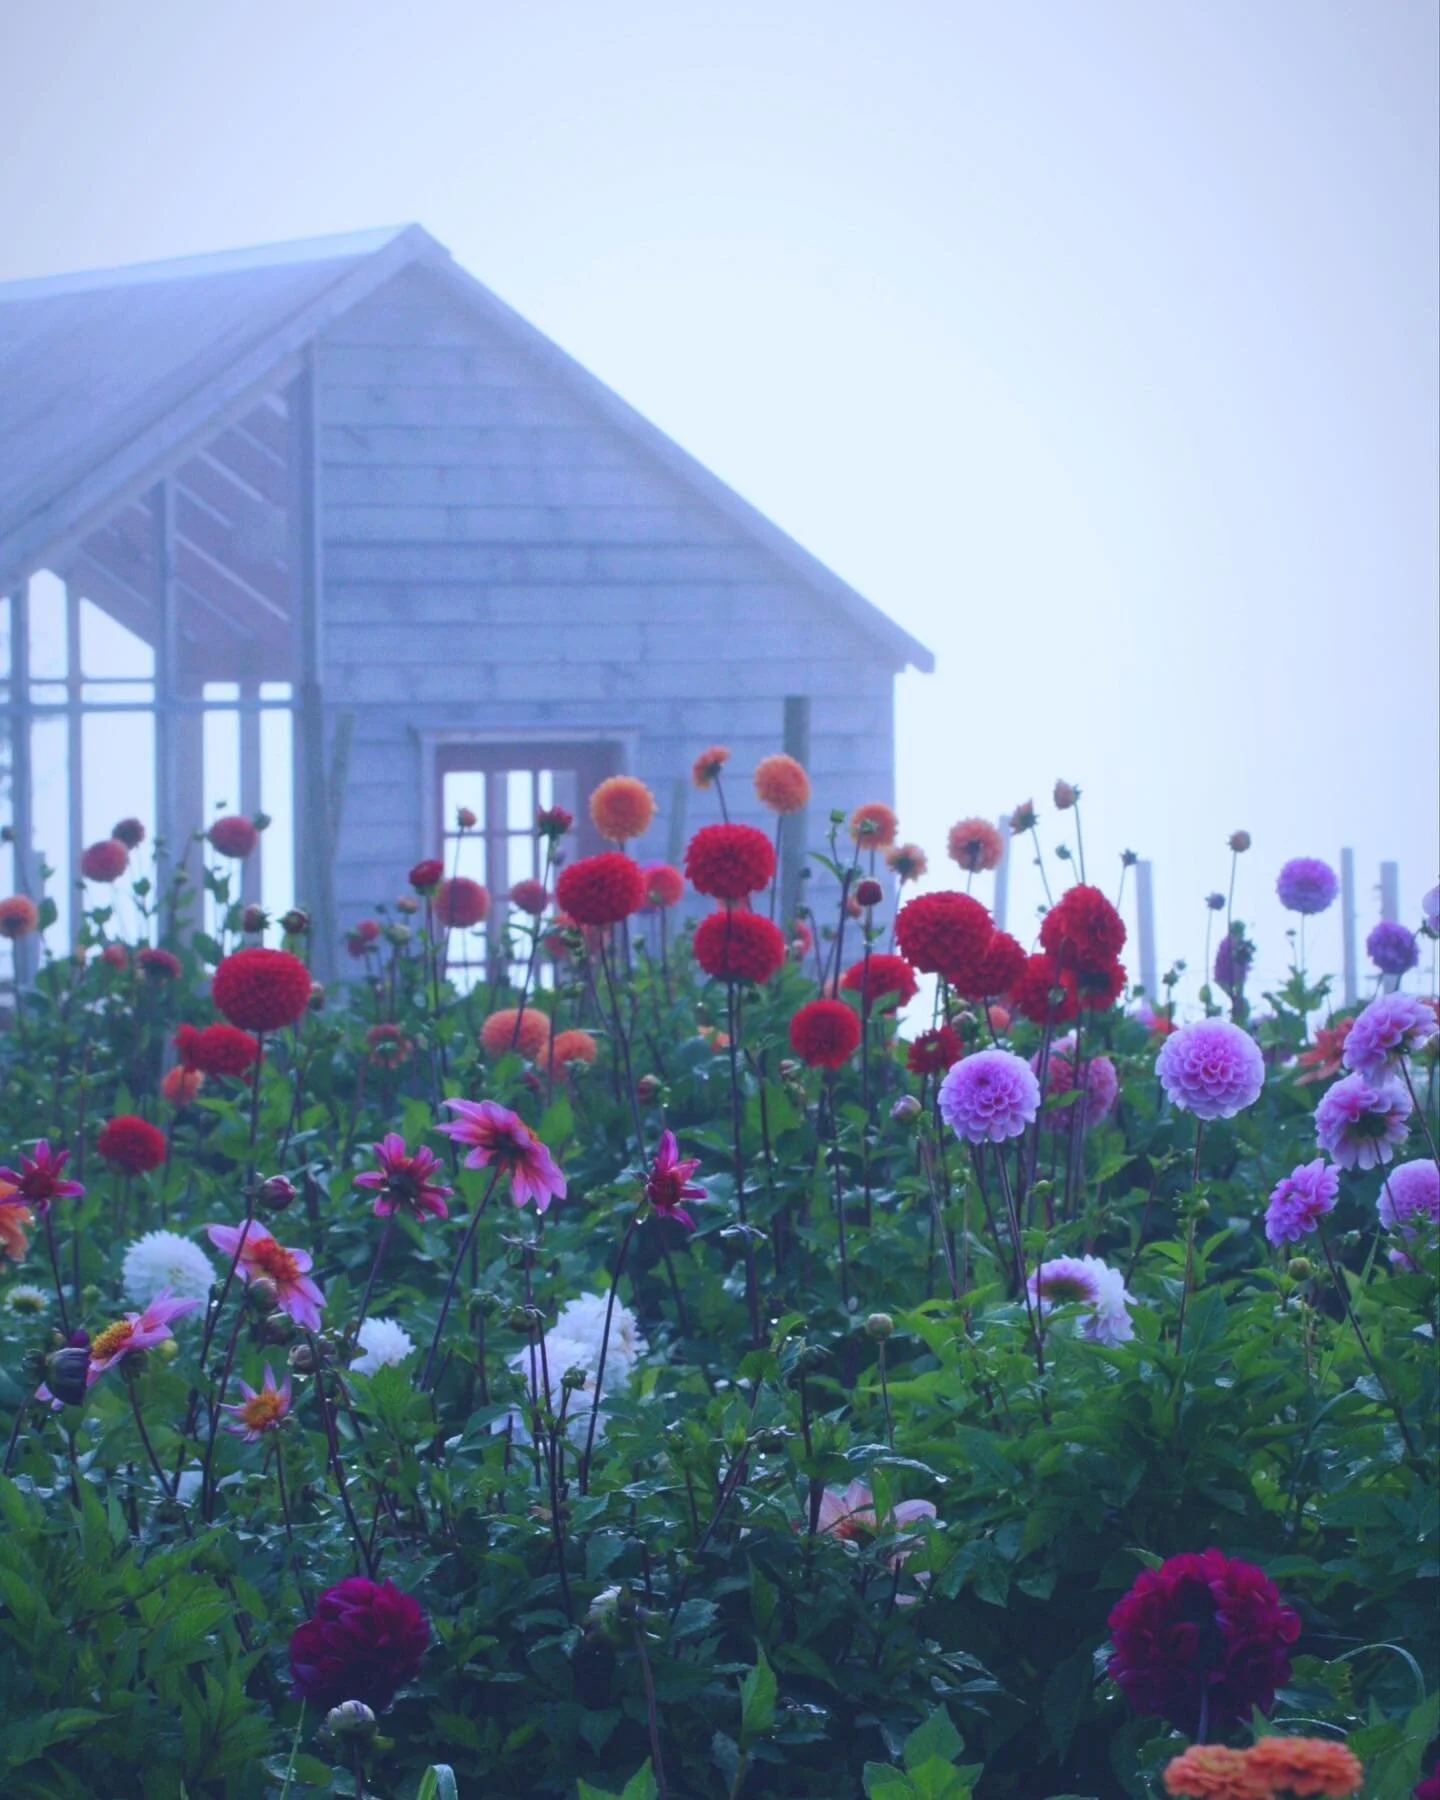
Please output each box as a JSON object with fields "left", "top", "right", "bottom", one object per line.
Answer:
{"left": 0, "top": 226, "right": 933, "bottom": 978}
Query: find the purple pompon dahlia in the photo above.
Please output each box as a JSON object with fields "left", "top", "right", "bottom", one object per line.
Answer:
{"left": 1265, "top": 1158, "right": 1339, "bottom": 1245}
{"left": 938, "top": 1048, "right": 1040, "bottom": 1144}
{"left": 1424, "top": 885, "right": 1440, "bottom": 934}
{"left": 1314, "top": 1073, "right": 1413, "bottom": 1170}
{"left": 1156, "top": 1019, "right": 1265, "bottom": 1120}
{"left": 1213, "top": 928, "right": 1254, "bottom": 995}
{"left": 1342, "top": 992, "right": 1437, "bottom": 1084}
{"left": 1366, "top": 919, "right": 1420, "bottom": 977}
{"left": 1276, "top": 857, "right": 1339, "bottom": 915}
{"left": 1027, "top": 1254, "right": 1134, "bottom": 1344}
{"left": 1376, "top": 1158, "right": 1439, "bottom": 1234}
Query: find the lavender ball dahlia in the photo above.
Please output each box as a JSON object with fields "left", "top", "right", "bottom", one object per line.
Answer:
{"left": 1276, "top": 857, "right": 1339, "bottom": 915}
{"left": 1314, "top": 1073, "right": 1413, "bottom": 1170}
{"left": 1342, "top": 992, "right": 1437, "bottom": 1083}
{"left": 1376, "top": 1158, "right": 1439, "bottom": 1234}
{"left": 1366, "top": 919, "right": 1419, "bottom": 976}
{"left": 938, "top": 1048, "right": 1040, "bottom": 1144}
{"left": 1156, "top": 1019, "right": 1265, "bottom": 1120}
{"left": 1264, "top": 1158, "right": 1339, "bottom": 1245}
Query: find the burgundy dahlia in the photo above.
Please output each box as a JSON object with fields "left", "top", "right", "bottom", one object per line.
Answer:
{"left": 1106, "top": 1549, "right": 1300, "bottom": 1735}
{"left": 288, "top": 1577, "right": 430, "bottom": 1713}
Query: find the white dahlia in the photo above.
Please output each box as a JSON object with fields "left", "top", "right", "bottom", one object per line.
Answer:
{"left": 122, "top": 1230, "right": 216, "bottom": 1307}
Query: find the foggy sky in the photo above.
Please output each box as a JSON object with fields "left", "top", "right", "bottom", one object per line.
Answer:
{"left": 2, "top": 0, "right": 1436, "bottom": 1003}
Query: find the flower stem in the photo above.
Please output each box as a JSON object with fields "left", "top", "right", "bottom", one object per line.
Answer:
{"left": 419, "top": 1167, "right": 501, "bottom": 1390}
{"left": 42, "top": 1208, "right": 71, "bottom": 1336}
{"left": 1174, "top": 1120, "right": 1204, "bottom": 1356}
{"left": 1316, "top": 1219, "right": 1424, "bottom": 1473}
{"left": 578, "top": 1211, "right": 638, "bottom": 1496}
{"left": 351, "top": 1214, "right": 395, "bottom": 1347}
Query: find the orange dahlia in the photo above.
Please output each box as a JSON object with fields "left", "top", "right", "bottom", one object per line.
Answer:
{"left": 480, "top": 1007, "right": 551, "bottom": 1061}
{"left": 753, "top": 754, "right": 810, "bottom": 815}
{"left": 1245, "top": 1737, "right": 1364, "bottom": 1796}
{"left": 691, "top": 746, "right": 730, "bottom": 789}
{"left": 947, "top": 817, "right": 1004, "bottom": 873}
{"left": 550, "top": 1028, "right": 598, "bottom": 1067}
{"left": 0, "top": 896, "right": 38, "bottom": 940}
{"left": 162, "top": 1066, "right": 205, "bottom": 1107}
{"left": 0, "top": 1191, "right": 33, "bottom": 1261}
{"left": 590, "top": 775, "right": 656, "bottom": 844}
{"left": 886, "top": 843, "right": 927, "bottom": 883}
{"left": 1162, "top": 1744, "right": 1271, "bottom": 1799}
{"left": 849, "top": 802, "right": 898, "bottom": 849}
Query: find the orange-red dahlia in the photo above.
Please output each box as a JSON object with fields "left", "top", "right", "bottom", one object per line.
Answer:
{"left": 849, "top": 802, "right": 898, "bottom": 849}
{"left": 684, "top": 823, "right": 775, "bottom": 901}
{"left": 80, "top": 839, "right": 129, "bottom": 883}
{"left": 644, "top": 862, "right": 685, "bottom": 909}
{"left": 208, "top": 814, "right": 259, "bottom": 859}
{"left": 789, "top": 998, "right": 862, "bottom": 1068}
{"left": 947, "top": 817, "right": 1005, "bottom": 873}
{"left": 1244, "top": 1737, "right": 1364, "bottom": 1796}
{"left": 906, "top": 1025, "right": 963, "bottom": 1076}
{"left": 840, "top": 953, "right": 918, "bottom": 1011}
{"left": 434, "top": 877, "right": 490, "bottom": 929}
{"left": 691, "top": 746, "right": 730, "bottom": 788}
{"left": 693, "top": 910, "right": 786, "bottom": 984}
{"left": 954, "top": 929, "right": 1027, "bottom": 1003}
{"left": 97, "top": 1114, "right": 167, "bottom": 1175}
{"left": 0, "top": 1203, "right": 31, "bottom": 1262}
{"left": 509, "top": 878, "right": 549, "bottom": 917}
{"left": 409, "top": 858, "right": 444, "bottom": 892}
{"left": 480, "top": 1007, "right": 552, "bottom": 1061}
{"left": 0, "top": 896, "right": 38, "bottom": 940}
{"left": 590, "top": 775, "right": 656, "bottom": 844}
{"left": 754, "top": 754, "right": 810, "bottom": 815}
{"left": 894, "top": 891, "right": 993, "bottom": 983}
{"left": 101, "top": 944, "right": 128, "bottom": 971}
{"left": 162, "top": 1066, "right": 205, "bottom": 1107}
{"left": 1041, "top": 884, "right": 1127, "bottom": 973}
{"left": 556, "top": 853, "right": 647, "bottom": 926}
{"left": 212, "top": 947, "right": 313, "bottom": 1032}
{"left": 886, "top": 844, "right": 927, "bottom": 883}
{"left": 1162, "top": 1744, "right": 1271, "bottom": 1800}
{"left": 550, "top": 1028, "right": 598, "bottom": 1067}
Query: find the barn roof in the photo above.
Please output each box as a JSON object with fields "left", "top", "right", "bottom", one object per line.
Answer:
{"left": 0, "top": 225, "right": 934, "bottom": 672}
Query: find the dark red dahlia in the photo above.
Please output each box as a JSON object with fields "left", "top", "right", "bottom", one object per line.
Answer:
{"left": 854, "top": 877, "right": 884, "bottom": 909}
{"left": 840, "top": 953, "right": 918, "bottom": 1011}
{"left": 80, "top": 839, "right": 129, "bottom": 883}
{"left": 288, "top": 1577, "right": 430, "bottom": 1713}
{"left": 1040, "top": 884, "right": 1127, "bottom": 974}
{"left": 208, "top": 814, "right": 259, "bottom": 860}
{"left": 789, "top": 998, "right": 862, "bottom": 1068}
{"left": 954, "top": 930, "right": 1026, "bottom": 1003}
{"left": 1106, "top": 1549, "right": 1300, "bottom": 1735}
{"left": 1062, "top": 959, "right": 1127, "bottom": 1013}
{"left": 894, "top": 891, "right": 993, "bottom": 982}
{"left": 906, "top": 1025, "right": 963, "bottom": 1076}
{"left": 409, "top": 858, "right": 444, "bottom": 892}
{"left": 684, "top": 823, "right": 776, "bottom": 901}
{"left": 433, "top": 877, "right": 490, "bottom": 929}
{"left": 693, "top": 909, "right": 786, "bottom": 984}
{"left": 212, "top": 947, "right": 313, "bottom": 1032}
{"left": 1012, "top": 953, "right": 1079, "bottom": 1027}
{"left": 97, "top": 1114, "right": 167, "bottom": 1176}
{"left": 137, "top": 948, "right": 182, "bottom": 980}
{"left": 555, "top": 853, "right": 647, "bottom": 926}
{"left": 111, "top": 817, "right": 146, "bottom": 850}
{"left": 536, "top": 804, "right": 573, "bottom": 840}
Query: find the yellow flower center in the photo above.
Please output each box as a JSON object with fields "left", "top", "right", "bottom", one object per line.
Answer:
{"left": 238, "top": 1390, "right": 287, "bottom": 1432}
{"left": 90, "top": 1319, "right": 134, "bottom": 1361}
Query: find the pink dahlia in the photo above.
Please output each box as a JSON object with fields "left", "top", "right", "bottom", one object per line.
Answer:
{"left": 1376, "top": 1158, "right": 1438, "bottom": 1235}
{"left": 937, "top": 1048, "right": 1039, "bottom": 1144}
{"left": 1031, "top": 1037, "right": 1119, "bottom": 1133}
{"left": 645, "top": 1130, "right": 705, "bottom": 1230}
{"left": 206, "top": 1221, "right": 325, "bottom": 1329}
{"left": 1314, "top": 1073, "right": 1412, "bottom": 1170}
{"left": 0, "top": 1142, "right": 85, "bottom": 1213}
{"left": 437, "top": 1099, "right": 566, "bottom": 1212}
{"left": 1265, "top": 1158, "right": 1340, "bottom": 1245}
{"left": 1156, "top": 1019, "right": 1265, "bottom": 1120}
{"left": 1027, "top": 1254, "right": 1134, "bottom": 1345}
{"left": 85, "top": 1291, "right": 201, "bottom": 1382}
{"left": 220, "top": 1364, "right": 293, "bottom": 1442}
{"left": 354, "top": 1133, "right": 453, "bottom": 1222}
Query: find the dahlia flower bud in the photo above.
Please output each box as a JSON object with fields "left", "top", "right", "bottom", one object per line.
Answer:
{"left": 1206, "top": 892, "right": 1225, "bottom": 911}
{"left": 537, "top": 805, "right": 573, "bottom": 840}
{"left": 636, "top": 1074, "right": 662, "bottom": 1103}
{"left": 1053, "top": 780, "right": 1079, "bottom": 810}
{"left": 45, "top": 1346, "right": 91, "bottom": 1406}
{"left": 281, "top": 908, "right": 310, "bottom": 935}
{"left": 248, "top": 1276, "right": 281, "bottom": 1311}
{"left": 1009, "top": 800, "right": 1037, "bottom": 834}
{"left": 1121, "top": 849, "right": 1138, "bottom": 867}
{"left": 324, "top": 1700, "right": 377, "bottom": 1743}
{"left": 456, "top": 807, "right": 478, "bottom": 830}
{"left": 561, "top": 1364, "right": 589, "bottom": 1392}
{"left": 1286, "top": 1257, "right": 1313, "bottom": 1280}
{"left": 396, "top": 895, "right": 418, "bottom": 915}
{"left": 263, "top": 1310, "right": 296, "bottom": 1344}
{"left": 586, "top": 1583, "right": 636, "bottom": 1644}
{"left": 288, "top": 1342, "right": 324, "bottom": 1374}
{"left": 1229, "top": 831, "right": 1251, "bottom": 853}
{"left": 307, "top": 982, "right": 326, "bottom": 1011}
{"left": 241, "top": 905, "right": 266, "bottom": 934}
{"left": 779, "top": 1059, "right": 802, "bottom": 1080}
{"left": 864, "top": 1312, "right": 893, "bottom": 1340}
{"left": 855, "top": 877, "right": 883, "bottom": 908}
{"left": 259, "top": 1175, "right": 297, "bottom": 1212}
{"left": 385, "top": 923, "right": 413, "bottom": 947}
{"left": 890, "top": 1095, "right": 922, "bottom": 1125}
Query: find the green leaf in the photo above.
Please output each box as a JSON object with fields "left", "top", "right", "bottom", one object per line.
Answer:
{"left": 902, "top": 1706, "right": 963, "bottom": 1770}
{"left": 577, "top": 1762, "right": 657, "bottom": 1800}
{"left": 417, "top": 1768, "right": 460, "bottom": 1800}
{"left": 739, "top": 1645, "right": 777, "bottom": 1744}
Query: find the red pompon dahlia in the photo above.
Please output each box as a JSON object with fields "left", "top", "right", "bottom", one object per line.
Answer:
{"left": 433, "top": 877, "right": 490, "bottom": 929}
{"left": 207, "top": 815, "right": 259, "bottom": 860}
{"left": 556, "top": 852, "right": 647, "bottom": 926}
{"left": 840, "top": 953, "right": 918, "bottom": 1011}
{"left": 1107, "top": 1549, "right": 1301, "bottom": 1736}
{"left": 906, "top": 1025, "right": 963, "bottom": 1076}
{"left": 288, "top": 1577, "right": 430, "bottom": 1713}
{"left": 1063, "top": 959, "right": 1127, "bottom": 1013}
{"left": 97, "top": 1114, "right": 167, "bottom": 1176}
{"left": 80, "top": 839, "right": 129, "bottom": 883}
{"left": 1040, "top": 883, "right": 1127, "bottom": 973}
{"left": 509, "top": 877, "right": 550, "bottom": 916}
{"left": 212, "top": 947, "right": 313, "bottom": 1032}
{"left": 346, "top": 920, "right": 381, "bottom": 958}
{"left": 790, "top": 998, "right": 862, "bottom": 1068}
{"left": 954, "top": 929, "right": 1027, "bottom": 1003}
{"left": 409, "top": 858, "right": 444, "bottom": 892}
{"left": 137, "top": 947, "right": 181, "bottom": 980}
{"left": 1012, "top": 953, "right": 1079, "bottom": 1026}
{"left": 111, "top": 817, "right": 146, "bottom": 849}
{"left": 186, "top": 1023, "right": 261, "bottom": 1078}
{"left": 693, "top": 909, "right": 786, "bottom": 984}
{"left": 684, "top": 823, "right": 776, "bottom": 901}
{"left": 643, "top": 862, "right": 685, "bottom": 909}
{"left": 894, "top": 891, "right": 993, "bottom": 981}
{"left": 947, "top": 817, "right": 1005, "bottom": 873}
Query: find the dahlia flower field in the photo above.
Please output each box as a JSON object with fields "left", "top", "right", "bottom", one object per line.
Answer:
{"left": 0, "top": 775, "right": 1435, "bottom": 1800}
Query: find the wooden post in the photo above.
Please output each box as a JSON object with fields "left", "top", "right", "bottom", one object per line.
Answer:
{"left": 64, "top": 581, "right": 83, "bottom": 950}
{"left": 1379, "top": 861, "right": 1399, "bottom": 922}
{"left": 1135, "top": 859, "right": 1158, "bottom": 1002}
{"left": 780, "top": 695, "right": 810, "bottom": 930}
{"left": 239, "top": 680, "right": 262, "bottom": 910}
{"left": 7, "top": 584, "right": 36, "bottom": 986}
{"left": 992, "top": 814, "right": 1010, "bottom": 931}
{"left": 289, "top": 357, "right": 336, "bottom": 981}
{"left": 1339, "top": 847, "right": 1358, "bottom": 1006}
{"left": 151, "top": 480, "right": 181, "bottom": 931}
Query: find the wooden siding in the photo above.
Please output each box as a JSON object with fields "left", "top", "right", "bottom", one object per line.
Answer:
{"left": 315, "top": 265, "right": 897, "bottom": 922}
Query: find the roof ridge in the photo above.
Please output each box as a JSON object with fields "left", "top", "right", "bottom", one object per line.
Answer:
{"left": 0, "top": 225, "right": 418, "bottom": 304}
